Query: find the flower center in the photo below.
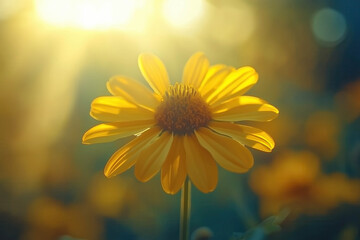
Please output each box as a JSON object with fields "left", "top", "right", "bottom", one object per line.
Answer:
{"left": 155, "top": 83, "right": 212, "bottom": 135}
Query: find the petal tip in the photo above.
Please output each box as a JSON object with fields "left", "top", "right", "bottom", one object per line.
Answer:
{"left": 263, "top": 147, "right": 273, "bottom": 153}
{"left": 103, "top": 164, "right": 112, "bottom": 177}
{"left": 135, "top": 172, "right": 149, "bottom": 183}
{"left": 273, "top": 106, "right": 280, "bottom": 114}
{"left": 163, "top": 188, "right": 180, "bottom": 195}
{"left": 270, "top": 106, "right": 280, "bottom": 120}
{"left": 198, "top": 185, "right": 216, "bottom": 194}
{"left": 104, "top": 171, "right": 113, "bottom": 178}
{"left": 138, "top": 53, "right": 156, "bottom": 65}
{"left": 106, "top": 80, "right": 114, "bottom": 95}
{"left": 262, "top": 104, "right": 280, "bottom": 121}
{"left": 82, "top": 134, "right": 90, "bottom": 145}
{"left": 138, "top": 53, "right": 148, "bottom": 60}
{"left": 193, "top": 51, "right": 205, "bottom": 56}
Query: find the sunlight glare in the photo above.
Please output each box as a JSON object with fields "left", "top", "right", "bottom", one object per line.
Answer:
{"left": 0, "top": 0, "right": 25, "bottom": 20}
{"left": 35, "top": 0, "right": 144, "bottom": 30}
{"left": 163, "top": 0, "right": 203, "bottom": 27}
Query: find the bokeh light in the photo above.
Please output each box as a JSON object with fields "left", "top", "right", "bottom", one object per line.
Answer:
{"left": 206, "top": 2, "right": 256, "bottom": 46}
{"left": 311, "top": 8, "right": 347, "bottom": 46}
{"left": 163, "top": 0, "right": 203, "bottom": 27}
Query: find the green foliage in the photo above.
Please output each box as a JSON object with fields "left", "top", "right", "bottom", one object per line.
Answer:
{"left": 231, "top": 209, "right": 290, "bottom": 240}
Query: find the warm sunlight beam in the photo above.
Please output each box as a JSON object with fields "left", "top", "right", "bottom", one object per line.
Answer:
{"left": 163, "top": 0, "right": 203, "bottom": 27}
{"left": 35, "top": 0, "right": 145, "bottom": 30}
{"left": 12, "top": 32, "right": 88, "bottom": 191}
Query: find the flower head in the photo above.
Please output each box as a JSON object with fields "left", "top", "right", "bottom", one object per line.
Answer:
{"left": 83, "top": 52, "right": 279, "bottom": 194}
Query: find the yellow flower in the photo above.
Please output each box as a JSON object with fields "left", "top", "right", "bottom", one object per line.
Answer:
{"left": 83, "top": 52, "right": 278, "bottom": 194}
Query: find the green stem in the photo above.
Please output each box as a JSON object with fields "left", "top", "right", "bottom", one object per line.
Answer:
{"left": 180, "top": 178, "right": 191, "bottom": 240}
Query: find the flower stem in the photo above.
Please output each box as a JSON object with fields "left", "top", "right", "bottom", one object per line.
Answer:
{"left": 180, "top": 178, "right": 191, "bottom": 240}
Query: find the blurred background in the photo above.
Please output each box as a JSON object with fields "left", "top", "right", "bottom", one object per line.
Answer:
{"left": 0, "top": 0, "right": 360, "bottom": 239}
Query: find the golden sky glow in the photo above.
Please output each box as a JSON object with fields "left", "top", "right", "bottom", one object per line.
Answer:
{"left": 163, "top": 0, "right": 203, "bottom": 27}
{"left": 35, "top": 0, "right": 148, "bottom": 30}
{"left": 34, "top": 0, "right": 206, "bottom": 30}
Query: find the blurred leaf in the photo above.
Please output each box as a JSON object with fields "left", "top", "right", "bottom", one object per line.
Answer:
{"left": 231, "top": 209, "right": 290, "bottom": 240}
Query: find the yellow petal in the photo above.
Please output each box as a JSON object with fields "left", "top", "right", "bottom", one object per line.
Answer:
{"left": 212, "top": 95, "right": 267, "bottom": 112}
{"left": 201, "top": 64, "right": 227, "bottom": 87}
{"left": 209, "top": 121, "right": 275, "bottom": 152}
{"left": 90, "top": 96, "right": 154, "bottom": 122}
{"left": 104, "top": 127, "right": 161, "bottom": 177}
{"left": 138, "top": 53, "right": 170, "bottom": 96}
{"left": 199, "top": 65, "right": 234, "bottom": 98}
{"left": 182, "top": 52, "right": 210, "bottom": 89}
{"left": 206, "top": 66, "right": 257, "bottom": 104}
{"left": 82, "top": 119, "right": 155, "bottom": 144}
{"left": 107, "top": 76, "right": 160, "bottom": 110}
{"left": 195, "top": 127, "right": 254, "bottom": 173}
{"left": 183, "top": 134, "right": 218, "bottom": 193}
{"left": 199, "top": 64, "right": 227, "bottom": 89}
{"left": 161, "top": 135, "right": 187, "bottom": 194}
{"left": 135, "top": 132, "right": 173, "bottom": 182}
{"left": 212, "top": 96, "right": 279, "bottom": 122}
{"left": 211, "top": 72, "right": 258, "bottom": 106}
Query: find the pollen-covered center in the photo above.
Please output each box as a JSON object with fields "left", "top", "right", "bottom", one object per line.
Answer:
{"left": 155, "top": 83, "right": 212, "bottom": 135}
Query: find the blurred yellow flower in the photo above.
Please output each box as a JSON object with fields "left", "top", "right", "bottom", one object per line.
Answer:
{"left": 24, "top": 197, "right": 102, "bottom": 240}
{"left": 250, "top": 151, "right": 360, "bottom": 217}
{"left": 335, "top": 79, "right": 360, "bottom": 122}
{"left": 83, "top": 52, "right": 278, "bottom": 194}
{"left": 86, "top": 174, "right": 127, "bottom": 218}
{"left": 305, "top": 111, "right": 340, "bottom": 159}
